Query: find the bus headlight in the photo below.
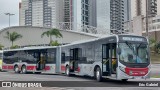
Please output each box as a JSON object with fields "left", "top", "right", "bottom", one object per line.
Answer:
{"left": 119, "top": 66, "right": 125, "bottom": 72}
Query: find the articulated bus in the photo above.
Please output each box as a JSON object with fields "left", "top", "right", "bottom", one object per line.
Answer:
{"left": 2, "top": 34, "right": 150, "bottom": 81}
{"left": 0, "top": 50, "right": 3, "bottom": 70}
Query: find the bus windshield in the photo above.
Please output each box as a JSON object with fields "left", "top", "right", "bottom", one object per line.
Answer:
{"left": 119, "top": 42, "right": 149, "bottom": 63}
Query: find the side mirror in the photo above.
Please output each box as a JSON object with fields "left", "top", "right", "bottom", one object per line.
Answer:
{"left": 117, "top": 48, "right": 121, "bottom": 55}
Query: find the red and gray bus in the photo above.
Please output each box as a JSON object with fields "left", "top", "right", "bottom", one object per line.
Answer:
{"left": 2, "top": 46, "right": 61, "bottom": 74}
{"left": 2, "top": 34, "right": 150, "bottom": 81}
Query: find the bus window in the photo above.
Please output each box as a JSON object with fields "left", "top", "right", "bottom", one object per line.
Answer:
{"left": 61, "top": 52, "right": 65, "bottom": 63}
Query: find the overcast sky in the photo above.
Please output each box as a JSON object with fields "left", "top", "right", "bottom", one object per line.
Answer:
{"left": 0, "top": 0, "right": 21, "bottom": 30}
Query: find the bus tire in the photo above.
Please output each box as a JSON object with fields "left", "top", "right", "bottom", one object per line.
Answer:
{"left": 14, "top": 65, "right": 19, "bottom": 73}
{"left": 21, "top": 65, "right": 27, "bottom": 74}
{"left": 35, "top": 72, "right": 41, "bottom": 74}
{"left": 122, "top": 79, "right": 128, "bottom": 82}
{"left": 65, "top": 66, "right": 70, "bottom": 76}
{"left": 95, "top": 67, "right": 102, "bottom": 82}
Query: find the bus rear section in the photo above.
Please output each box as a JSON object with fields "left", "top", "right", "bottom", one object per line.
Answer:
{"left": 2, "top": 47, "right": 60, "bottom": 74}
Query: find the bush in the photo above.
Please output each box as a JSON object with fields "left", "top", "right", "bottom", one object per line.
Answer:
{"left": 10, "top": 45, "right": 19, "bottom": 49}
{"left": 155, "top": 42, "right": 160, "bottom": 54}
{"left": 50, "top": 40, "right": 60, "bottom": 46}
{"left": 0, "top": 44, "right": 4, "bottom": 50}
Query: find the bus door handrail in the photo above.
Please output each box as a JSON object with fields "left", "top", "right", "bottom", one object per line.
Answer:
{"left": 37, "top": 60, "right": 41, "bottom": 65}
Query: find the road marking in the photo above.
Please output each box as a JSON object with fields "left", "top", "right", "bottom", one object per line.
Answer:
{"left": 150, "top": 78, "right": 160, "bottom": 80}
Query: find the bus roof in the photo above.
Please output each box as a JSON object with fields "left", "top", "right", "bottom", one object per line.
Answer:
{"left": 61, "top": 34, "right": 147, "bottom": 47}
{"left": 3, "top": 46, "right": 58, "bottom": 52}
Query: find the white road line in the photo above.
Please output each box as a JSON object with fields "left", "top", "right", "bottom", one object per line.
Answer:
{"left": 150, "top": 78, "right": 160, "bottom": 80}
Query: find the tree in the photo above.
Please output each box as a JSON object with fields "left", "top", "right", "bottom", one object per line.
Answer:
{"left": 4, "top": 31, "right": 22, "bottom": 46}
{"left": 41, "top": 28, "right": 63, "bottom": 45}
{"left": 149, "top": 38, "right": 156, "bottom": 48}
{"left": 0, "top": 44, "right": 4, "bottom": 50}
{"left": 50, "top": 40, "right": 60, "bottom": 46}
{"left": 155, "top": 42, "right": 160, "bottom": 54}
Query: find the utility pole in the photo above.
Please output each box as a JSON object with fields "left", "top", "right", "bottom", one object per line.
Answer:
{"left": 145, "top": 0, "right": 149, "bottom": 38}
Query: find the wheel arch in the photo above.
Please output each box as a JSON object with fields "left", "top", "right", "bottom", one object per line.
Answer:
{"left": 93, "top": 65, "right": 101, "bottom": 76}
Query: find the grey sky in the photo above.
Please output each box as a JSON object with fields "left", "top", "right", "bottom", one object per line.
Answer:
{"left": 0, "top": 0, "right": 21, "bottom": 30}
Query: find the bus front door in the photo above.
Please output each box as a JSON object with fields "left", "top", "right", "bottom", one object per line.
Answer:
{"left": 102, "top": 43, "right": 117, "bottom": 76}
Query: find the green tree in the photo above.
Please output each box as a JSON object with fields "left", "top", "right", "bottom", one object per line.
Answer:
{"left": 0, "top": 44, "right": 4, "bottom": 50}
{"left": 50, "top": 40, "right": 60, "bottom": 46}
{"left": 155, "top": 42, "right": 160, "bottom": 54}
{"left": 4, "top": 31, "right": 22, "bottom": 46}
{"left": 149, "top": 38, "right": 156, "bottom": 48}
{"left": 41, "top": 28, "right": 63, "bottom": 45}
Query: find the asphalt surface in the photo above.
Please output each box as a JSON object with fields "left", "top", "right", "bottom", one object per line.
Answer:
{"left": 0, "top": 64, "right": 159, "bottom": 90}
{"left": 151, "top": 64, "right": 160, "bottom": 77}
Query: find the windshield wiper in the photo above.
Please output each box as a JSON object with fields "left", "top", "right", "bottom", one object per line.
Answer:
{"left": 137, "top": 43, "right": 143, "bottom": 49}
{"left": 125, "top": 41, "right": 133, "bottom": 51}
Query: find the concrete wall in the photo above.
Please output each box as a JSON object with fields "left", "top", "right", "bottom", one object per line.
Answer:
{"left": 132, "top": 16, "right": 144, "bottom": 36}
{"left": 0, "top": 26, "right": 97, "bottom": 48}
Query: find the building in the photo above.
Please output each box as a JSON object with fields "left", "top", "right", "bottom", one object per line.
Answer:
{"left": 143, "top": 15, "right": 160, "bottom": 42}
{"left": 70, "top": 0, "right": 131, "bottom": 34}
{"left": 19, "top": 0, "right": 64, "bottom": 28}
{"left": 110, "top": 0, "right": 131, "bottom": 34}
{"left": 0, "top": 26, "right": 97, "bottom": 48}
{"left": 124, "top": 15, "right": 160, "bottom": 42}
{"left": 131, "top": 0, "right": 158, "bottom": 18}
{"left": 71, "top": 0, "right": 97, "bottom": 31}
{"left": 96, "top": 0, "right": 110, "bottom": 33}
{"left": 19, "top": 0, "right": 131, "bottom": 35}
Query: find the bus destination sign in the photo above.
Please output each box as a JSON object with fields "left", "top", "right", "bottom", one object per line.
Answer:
{"left": 121, "top": 37, "right": 146, "bottom": 42}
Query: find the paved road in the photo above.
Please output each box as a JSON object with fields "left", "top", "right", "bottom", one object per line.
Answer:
{"left": 151, "top": 64, "right": 160, "bottom": 77}
{"left": 0, "top": 64, "right": 159, "bottom": 90}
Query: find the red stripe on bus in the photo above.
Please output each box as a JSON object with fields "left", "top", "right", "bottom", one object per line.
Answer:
{"left": 2, "top": 65, "right": 8, "bottom": 69}
{"left": 45, "top": 66, "right": 50, "bottom": 70}
{"left": 61, "top": 65, "right": 65, "bottom": 71}
{"left": 26, "top": 66, "right": 36, "bottom": 70}
{"left": 125, "top": 67, "right": 148, "bottom": 76}
{"left": 61, "top": 65, "right": 80, "bottom": 72}
{"left": 77, "top": 67, "right": 80, "bottom": 72}
{"left": 8, "top": 66, "right": 14, "bottom": 69}
{"left": 2, "top": 65, "right": 14, "bottom": 70}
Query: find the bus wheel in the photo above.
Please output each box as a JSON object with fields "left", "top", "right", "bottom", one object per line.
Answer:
{"left": 96, "top": 67, "right": 102, "bottom": 82}
{"left": 65, "top": 66, "right": 70, "bottom": 76}
{"left": 21, "top": 65, "right": 27, "bottom": 74}
{"left": 14, "top": 65, "right": 19, "bottom": 73}
{"left": 122, "top": 79, "right": 128, "bottom": 82}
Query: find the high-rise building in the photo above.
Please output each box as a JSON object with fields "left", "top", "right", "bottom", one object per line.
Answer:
{"left": 147, "top": 0, "right": 157, "bottom": 17}
{"left": 71, "top": 0, "right": 97, "bottom": 31}
{"left": 19, "top": 0, "right": 63, "bottom": 28}
{"left": 19, "top": 0, "right": 131, "bottom": 35}
{"left": 96, "top": 0, "right": 110, "bottom": 33}
{"left": 110, "top": 0, "right": 131, "bottom": 34}
{"left": 132, "top": 0, "right": 158, "bottom": 18}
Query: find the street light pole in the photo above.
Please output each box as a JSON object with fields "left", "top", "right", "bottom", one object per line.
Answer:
{"left": 5, "top": 13, "right": 15, "bottom": 47}
{"left": 5, "top": 13, "right": 15, "bottom": 27}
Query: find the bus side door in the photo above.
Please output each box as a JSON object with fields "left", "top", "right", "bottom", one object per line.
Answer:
{"left": 102, "top": 44, "right": 110, "bottom": 76}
